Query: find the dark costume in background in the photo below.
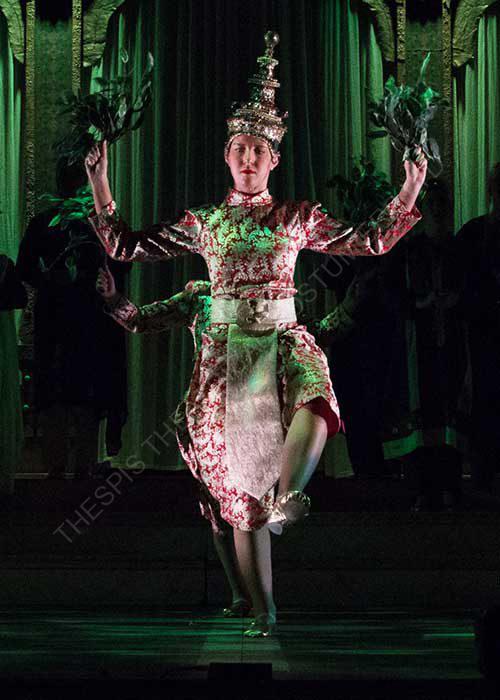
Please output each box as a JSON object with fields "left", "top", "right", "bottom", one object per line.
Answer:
{"left": 320, "top": 248, "right": 409, "bottom": 478}
{"left": 0, "top": 255, "right": 27, "bottom": 311}
{"left": 0, "top": 255, "right": 26, "bottom": 494}
{"left": 456, "top": 213, "right": 500, "bottom": 490}
{"left": 16, "top": 212, "right": 130, "bottom": 476}
{"left": 404, "top": 229, "right": 467, "bottom": 507}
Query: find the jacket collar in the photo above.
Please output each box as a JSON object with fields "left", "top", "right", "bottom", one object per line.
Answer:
{"left": 225, "top": 188, "right": 273, "bottom": 208}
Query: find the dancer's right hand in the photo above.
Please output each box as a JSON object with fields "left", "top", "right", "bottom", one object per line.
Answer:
{"left": 85, "top": 140, "right": 108, "bottom": 186}
{"left": 96, "top": 259, "right": 117, "bottom": 301}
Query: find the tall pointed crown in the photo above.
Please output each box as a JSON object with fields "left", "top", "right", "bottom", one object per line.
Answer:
{"left": 226, "top": 31, "right": 288, "bottom": 153}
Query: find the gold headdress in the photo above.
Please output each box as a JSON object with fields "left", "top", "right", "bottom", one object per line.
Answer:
{"left": 226, "top": 31, "right": 288, "bottom": 154}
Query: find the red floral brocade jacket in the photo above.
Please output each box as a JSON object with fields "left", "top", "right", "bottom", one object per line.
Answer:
{"left": 89, "top": 188, "right": 421, "bottom": 300}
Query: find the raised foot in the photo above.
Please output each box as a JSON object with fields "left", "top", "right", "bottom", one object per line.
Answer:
{"left": 266, "top": 490, "right": 311, "bottom": 535}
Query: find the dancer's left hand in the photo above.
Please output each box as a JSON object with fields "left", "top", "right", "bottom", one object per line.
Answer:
{"left": 404, "top": 153, "right": 428, "bottom": 190}
{"left": 399, "top": 149, "right": 428, "bottom": 211}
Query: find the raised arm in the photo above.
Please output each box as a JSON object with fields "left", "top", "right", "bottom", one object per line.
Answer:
{"left": 302, "top": 158, "right": 426, "bottom": 256}
{"left": 86, "top": 141, "right": 201, "bottom": 262}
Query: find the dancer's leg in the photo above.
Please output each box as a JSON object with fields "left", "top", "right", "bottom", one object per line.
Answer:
{"left": 233, "top": 527, "right": 275, "bottom": 620}
{"left": 212, "top": 529, "right": 248, "bottom": 605}
{"left": 277, "top": 404, "right": 328, "bottom": 496}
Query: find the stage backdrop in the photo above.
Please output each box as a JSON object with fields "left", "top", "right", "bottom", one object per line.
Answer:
{"left": 0, "top": 9, "right": 23, "bottom": 262}
{"left": 0, "top": 8, "right": 23, "bottom": 488}
{"left": 85, "top": 0, "right": 390, "bottom": 470}
{"left": 454, "top": 4, "right": 500, "bottom": 229}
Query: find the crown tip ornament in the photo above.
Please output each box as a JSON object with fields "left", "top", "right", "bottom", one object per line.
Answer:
{"left": 226, "top": 30, "right": 287, "bottom": 154}
{"left": 264, "top": 31, "right": 279, "bottom": 52}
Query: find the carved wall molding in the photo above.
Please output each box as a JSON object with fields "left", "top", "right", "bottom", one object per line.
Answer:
{"left": 360, "top": 0, "right": 395, "bottom": 62}
{"left": 395, "top": 0, "right": 406, "bottom": 83}
{"left": 21, "top": 0, "right": 36, "bottom": 347}
{"left": 72, "top": 0, "right": 83, "bottom": 93}
{"left": 25, "top": 0, "right": 35, "bottom": 225}
{"left": 0, "top": 0, "right": 24, "bottom": 62}
{"left": 0, "top": 0, "right": 127, "bottom": 68}
{"left": 83, "top": 0, "right": 127, "bottom": 67}
{"left": 442, "top": 0, "right": 453, "bottom": 197}
{"left": 453, "top": 0, "right": 500, "bottom": 67}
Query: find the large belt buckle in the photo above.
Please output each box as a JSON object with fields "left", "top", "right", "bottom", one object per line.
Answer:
{"left": 236, "top": 298, "right": 270, "bottom": 329}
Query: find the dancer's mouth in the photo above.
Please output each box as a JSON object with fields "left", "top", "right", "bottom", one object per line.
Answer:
{"left": 241, "top": 169, "right": 256, "bottom": 174}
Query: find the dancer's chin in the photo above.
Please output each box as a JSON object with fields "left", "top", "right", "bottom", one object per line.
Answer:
{"left": 235, "top": 177, "right": 265, "bottom": 193}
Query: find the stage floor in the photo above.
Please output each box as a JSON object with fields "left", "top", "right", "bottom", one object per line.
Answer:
{"left": 0, "top": 607, "right": 479, "bottom": 681}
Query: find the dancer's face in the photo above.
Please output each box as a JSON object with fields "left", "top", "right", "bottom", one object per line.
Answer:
{"left": 225, "top": 135, "right": 279, "bottom": 194}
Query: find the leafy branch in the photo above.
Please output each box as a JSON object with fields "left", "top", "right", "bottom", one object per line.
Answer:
{"left": 368, "top": 53, "right": 446, "bottom": 176}
{"left": 55, "top": 48, "right": 154, "bottom": 165}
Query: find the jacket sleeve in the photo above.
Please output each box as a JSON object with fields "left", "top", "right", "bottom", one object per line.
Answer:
{"left": 88, "top": 201, "right": 201, "bottom": 262}
{"left": 301, "top": 195, "right": 421, "bottom": 256}
{"left": 104, "top": 289, "right": 195, "bottom": 334}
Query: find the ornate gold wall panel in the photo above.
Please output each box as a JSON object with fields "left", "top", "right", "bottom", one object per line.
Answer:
{"left": 453, "top": 0, "right": 499, "bottom": 67}
{"left": 25, "top": 0, "right": 36, "bottom": 224}
{"left": 360, "top": 0, "right": 395, "bottom": 63}
{"left": 83, "top": 0, "right": 127, "bottom": 67}
{"left": 442, "top": 0, "right": 453, "bottom": 196}
{"left": 395, "top": 0, "right": 406, "bottom": 83}
{"left": 72, "top": 0, "right": 83, "bottom": 94}
{"left": 0, "top": 0, "right": 24, "bottom": 62}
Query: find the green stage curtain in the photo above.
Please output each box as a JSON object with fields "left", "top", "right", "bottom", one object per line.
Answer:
{"left": 87, "top": 0, "right": 389, "bottom": 470}
{"left": 0, "top": 10, "right": 23, "bottom": 259}
{"left": 0, "top": 10, "right": 24, "bottom": 489}
{"left": 454, "top": 5, "right": 500, "bottom": 229}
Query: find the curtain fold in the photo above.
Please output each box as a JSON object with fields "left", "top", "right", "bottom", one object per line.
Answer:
{"left": 88, "top": 0, "right": 389, "bottom": 469}
{"left": 0, "top": 10, "right": 24, "bottom": 488}
{"left": 0, "top": 10, "right": 23, "bottom": 259}
{"left": 454, "top": 6, "right": 500, "bottom": 229}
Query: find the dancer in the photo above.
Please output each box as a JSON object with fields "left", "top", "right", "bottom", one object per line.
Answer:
{"left": 96, "top": 265, "right": 251, "bottom": 617}
{"left": 16, "top": 159, "right": 129, "bottom": 478}
{"left": 86, "top": 32, "right": 426, "bottom": 636}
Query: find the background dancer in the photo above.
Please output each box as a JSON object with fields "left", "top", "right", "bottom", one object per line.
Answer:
{"left": 96, "top": 264, "right": 251, "bottom": 618}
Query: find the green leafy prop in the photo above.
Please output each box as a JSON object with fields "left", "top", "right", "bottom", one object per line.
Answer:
{"left": 368, "top": 53, "right": 446, "bottom": 176}
{"left": 327, "top": 158, "right": 398, "bottom": 226}
{"left": 38, "top": 186, "right": 104, "bottom": 282}
{"left": 55, "top": 49, "right": 154, "bottom": 165}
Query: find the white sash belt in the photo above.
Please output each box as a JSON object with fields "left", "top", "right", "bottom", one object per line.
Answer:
{"left": 212, "top": 297, "right": 297, "bottom": 500}
{"left": 211, "top": 297, "right": 296, "bottom": 328}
